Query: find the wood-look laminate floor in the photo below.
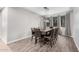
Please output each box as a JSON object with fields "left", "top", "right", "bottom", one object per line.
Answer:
{"left": 0, "top": 39, "right": 11, "bottom": 52}
{"left": 7, "top": 35, "right": 78, "bottom": 52}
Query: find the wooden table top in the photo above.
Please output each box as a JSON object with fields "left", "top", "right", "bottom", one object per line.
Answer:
{"left": 40, "top": 28, "right": 52, "bottom": 32}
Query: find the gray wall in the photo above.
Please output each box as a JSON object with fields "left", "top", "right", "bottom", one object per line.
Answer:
{"left": 0, "top": 12, "right": 2, "bottom": 39}
{"left": 1, "top": 8, "right": 8, "bottom": 43}
{"left": 7, "top": 8, "right": 41, "bottom": 43}
{"left": 71, "top": 8, "right": 79, "bottom": 50}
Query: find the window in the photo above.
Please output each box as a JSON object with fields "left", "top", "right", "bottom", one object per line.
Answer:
{"left": 45, "top": 17, "right": 50, "bottom": 27}
{"left": 61, "top": 16, "right": 65, "bottom": 27}
{"left": 46, "top": 22, "right": 50, "bottom": 27}
{"left": 53, "top": 17, "right": 58, "bottom": 27}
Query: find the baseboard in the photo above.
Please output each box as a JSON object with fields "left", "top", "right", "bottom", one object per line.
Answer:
{"left": 60, "top": 34, "right": 79, "bottom": 51}
{"left": 1, "top": 38, "right": 7, "bottom": 44}
{"left": 78, "top": 49, "right": 79, "bottom": 52}
{"left": 59, "top": 34, "right": 73, "bottom": 38}
{"left": 75, "top": 43, "right": 79, "bottom": 52}
{"left": 7, "top": 35, "right": 31, "bottom": 44}
{"left": 70, "top": 36, "right": 79, "bottom": 52}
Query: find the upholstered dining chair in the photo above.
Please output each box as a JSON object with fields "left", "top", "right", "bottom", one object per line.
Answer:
{"left": 44, "top": 29, "right": 54, "bottom": 48}
{"left": 53, "top": 28, "right": 59, "bottom": 45}
{"left": 34, "top": 29, "right": 42, "bottom": 44}
{"left": 54, "top": 28, "right": 59, "bottom": 40}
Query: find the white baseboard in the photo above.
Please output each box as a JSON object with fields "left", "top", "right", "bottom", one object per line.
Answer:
{"left": 7, "top": 35, "right": 31, "bottom": 44}
{"left": 75, "top": 44, "right": 79, "bottom": 52}
{"left": 71, "top": 36, "right": 79, "bottom": 51}
{"left": 60, "top": 34, "right": 73, "bottom": 38}
{"left": 60, "top": 35, "right": 79, "bottom": 51}
{"left": 1, "top": 38, "right": 7, "bottom": 44}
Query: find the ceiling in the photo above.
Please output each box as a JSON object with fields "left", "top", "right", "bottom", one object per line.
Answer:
{"left": 25, "top": 7, "right": 71, "bottom": 16}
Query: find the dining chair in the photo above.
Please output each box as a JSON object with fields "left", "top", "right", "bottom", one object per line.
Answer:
{"left": 31, "top": 28, "right": 36, "bottom": 41}
{"left": 53, "top": 28, "right": 59, "bottom": 45}
{"left": 54, "top": 28, "right": 59, "bottom": 40}
{"left": 34, "top": 29, "right": 42, "bottom": 44}
{"left": 44, "top": 29, "right": 54, "bottom": 48}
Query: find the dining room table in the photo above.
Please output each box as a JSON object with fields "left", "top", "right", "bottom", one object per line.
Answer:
{"left": 39, "top": 27, "right": 59, "bottom": 45}
{"left": 40, "top": 28, "right": 52, "bottom": 38}
{"left": 40, "top": 27, "right": 58, "bottom": 39}
{"left": 39, "top": 28, "right": 53, "bottom": 45}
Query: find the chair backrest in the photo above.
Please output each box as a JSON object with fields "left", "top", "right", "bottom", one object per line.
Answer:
{"left": 50, "top": 26, "right": 53, "bottom": 29}
{"left": 46, "top": 31, "right": 51, "bottom": 36}
{"left": 34, "top": 29, "right": 42, "bottom": 37}
{"left": 54, "top": 28, "right": 59, "bottom": 38}
{"left": 31, "top": 28, "right": 35, "bottom": 35}
{"left": 50, "top": 29, "right": 54, "bottom": 38}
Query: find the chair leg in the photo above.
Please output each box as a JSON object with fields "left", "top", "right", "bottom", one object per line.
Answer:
{"left": 53, "top": 38, "right": 57, "bottom": 45}
{"left": 39, "top": 41, "right": 43, "bottom": 47}
{"left": 35, "top": 37, "right": 37, "bottom": 44}
{"left": 50, "top": 40, "right": 52, "bottom": 48}
{"left": 31, "top": 36, "right": 33, "bottom": 41}
{"left": 39, "top": 38, "right": 43, "bottom": 47}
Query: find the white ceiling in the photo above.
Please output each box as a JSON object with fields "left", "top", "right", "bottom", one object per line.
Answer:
{"left": 25, "top": 7, "right": 70, "bottom": 15}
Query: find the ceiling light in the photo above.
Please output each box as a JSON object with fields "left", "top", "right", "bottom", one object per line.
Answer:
{"left": 43, "top": 7, "right": 49, "bottom": 11}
